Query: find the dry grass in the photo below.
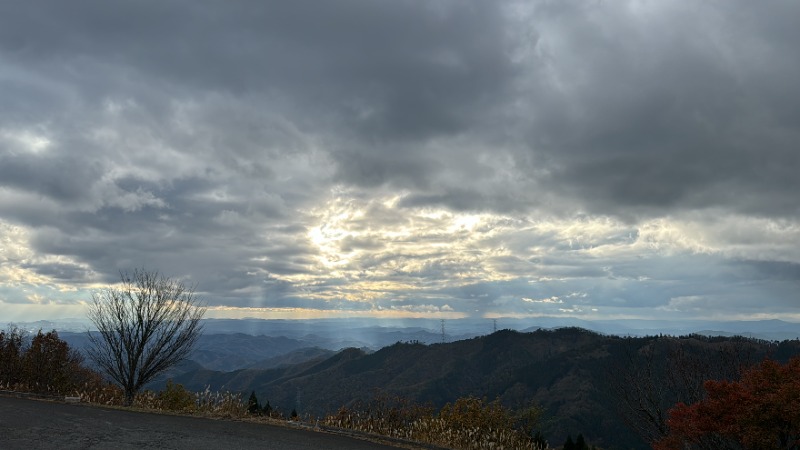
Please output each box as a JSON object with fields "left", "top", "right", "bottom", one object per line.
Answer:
{"left": 322, "top": 395, "right": 547, "bottom": 450}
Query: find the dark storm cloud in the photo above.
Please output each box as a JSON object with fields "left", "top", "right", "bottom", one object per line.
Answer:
{"left": 0, "top": 0, "right": 514, "bottom": 122}
{"left": 5, "top": 0, "right": 796, "bottom": 218}
{"left": 0, "top": 0, "right": 519, "bottom": 194}
{"left": 0, "top": 146, "right": 104, "bottom": 202}
{"left": 517, "top": 0, "right": 800, "bottom": 218}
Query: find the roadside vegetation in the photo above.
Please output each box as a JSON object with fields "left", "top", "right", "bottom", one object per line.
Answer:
{"left": 0, "top": 326, "right": 104, "bottom": 397}
{"left": 0, "top": 325, "right": 246, "bottom": 416}
{"left": 323, "top": 393, "right": 548, "bottom": 449}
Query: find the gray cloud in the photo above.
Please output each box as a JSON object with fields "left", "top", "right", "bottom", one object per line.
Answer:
{"left": 515, "top": 1, "right": 800, "bottom": 218}
{"left": 1, "top": 0, "right": 799, "bottom": 322}
{"left": 0, "top": 147, "right": 103, "bottom": 202}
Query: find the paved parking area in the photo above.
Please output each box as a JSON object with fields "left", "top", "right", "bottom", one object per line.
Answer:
{"left": 0, "top": 395, "right": 399, "bottom": 450}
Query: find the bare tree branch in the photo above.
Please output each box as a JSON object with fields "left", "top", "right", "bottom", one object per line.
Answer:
{"left": 86, "top": 269, "right": 205, "bottom": 406}
{"left": 610, "top": 335, "right": 763, "bottom": 446}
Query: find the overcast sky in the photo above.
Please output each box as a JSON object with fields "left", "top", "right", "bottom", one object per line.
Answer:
{"left": 1, "top": 0, "right": 799, "bottom": 324}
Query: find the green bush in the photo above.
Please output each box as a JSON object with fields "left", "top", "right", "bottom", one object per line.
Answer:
{"left": 156, "top": 380, "right": 195, "bottom": 412}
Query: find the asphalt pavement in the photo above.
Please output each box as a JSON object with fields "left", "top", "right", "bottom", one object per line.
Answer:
{"left": 0, "top": 394, "right": 401, "bottom": 450}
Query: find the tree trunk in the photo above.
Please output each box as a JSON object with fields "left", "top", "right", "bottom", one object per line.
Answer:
{"left": 124, "top": 388, "right": 135, "bottom": 407}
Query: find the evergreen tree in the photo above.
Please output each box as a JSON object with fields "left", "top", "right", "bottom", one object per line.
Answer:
{"left": 575, "top": 433, "right": 589, "bottom": 450}
{"left": 247, "top": 390, "right": 261, "bottom": 415}
{"left": 262, "top": 400, "right": 272, "bottom": 417}
{"left": 563, "top": 434, "right": 576, "bottom": 450}
{"left": 290, "top": 408, "right": 298, "bottom": 419}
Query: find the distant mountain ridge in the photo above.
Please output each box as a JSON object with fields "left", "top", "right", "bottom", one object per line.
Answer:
{"left": 246, "top": 347, "right": 336, "bottom": 370}
{"left": 58, "top": 331, "right": 341, "bottom": 372}
{"left": 169, "top": 327, "right": 800, "bottom": 449}
{"left": 16, "top": 316, "right": 800, "bottom": 342}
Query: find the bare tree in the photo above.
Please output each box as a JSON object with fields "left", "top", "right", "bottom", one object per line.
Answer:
{"left": 87, "top": 269, "right": 205, "bottom": 406}
{"left": 610, "top": 335, "right": 761, "bottom": 445}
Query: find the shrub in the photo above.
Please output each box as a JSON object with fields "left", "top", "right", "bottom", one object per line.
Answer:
{"left": 156, "top": 380, "right": 196, "bottom": 412}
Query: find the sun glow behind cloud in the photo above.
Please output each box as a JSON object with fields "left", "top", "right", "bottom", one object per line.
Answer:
{"left": 200, "top": 188, "right": 798, "bottom": 320}
{"left": 3, "top": 188, "right": 798, "bottom": 321}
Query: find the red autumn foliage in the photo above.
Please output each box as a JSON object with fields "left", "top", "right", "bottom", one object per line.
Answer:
{"left": 23, "top": 330, "right": 89, "bottom": 394}
{"left": 654, "top": 356, "right": 800, "bottom": 450}
{"left": 1, "top": 328, "right": 105, "bottom": 396}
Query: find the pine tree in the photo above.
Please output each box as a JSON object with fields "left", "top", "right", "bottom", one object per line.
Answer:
{"left": 247, "top": 390, "right": 261, "bottom": 415}
{"left": 563, "top": 434, "right": 576, "bottom": 450}
{"left": 575, "top": 433, "right": 589, "bottom": 450}
{"left": 262, "top": 400, "right": 272, "bottom": 417}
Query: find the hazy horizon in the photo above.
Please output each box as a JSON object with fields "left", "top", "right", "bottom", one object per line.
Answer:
{"left": 9, "top": 315, "right": 800, "bottom": 342}
{"left": 2, "top": 1, "right": 799, "bottom": 325}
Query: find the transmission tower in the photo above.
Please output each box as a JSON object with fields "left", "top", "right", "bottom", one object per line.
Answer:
{"left": 440, "top": 319, "right": 446, "bottom": 343}
{"left": 493, "top": 318, "right": 497, "bottom": 333}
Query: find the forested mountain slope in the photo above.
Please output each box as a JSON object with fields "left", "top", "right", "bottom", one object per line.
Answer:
{"left": 172, "top": 328, "right": 800, "bottom": 449}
